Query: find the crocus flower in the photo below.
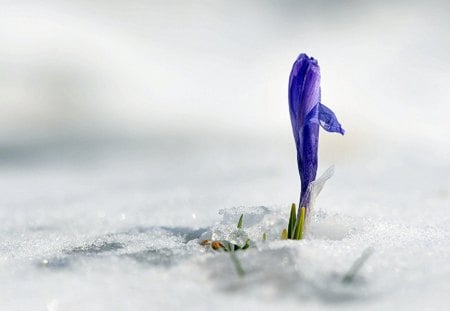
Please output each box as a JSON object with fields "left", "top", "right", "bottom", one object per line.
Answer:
{"left": 289, "top": 53, "right": 344, "bottom": 210}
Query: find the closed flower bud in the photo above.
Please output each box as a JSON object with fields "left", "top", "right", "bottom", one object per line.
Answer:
{"left": 288, "top": 53, "right": 344, "bottom": 210}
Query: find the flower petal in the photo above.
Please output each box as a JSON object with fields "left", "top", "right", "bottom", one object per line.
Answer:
{"left": 318, "top": 103, "right": 345, "bottom": 135}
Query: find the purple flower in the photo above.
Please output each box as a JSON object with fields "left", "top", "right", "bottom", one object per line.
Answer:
{"left": 289, "top": 53, "right": 344, "bottom": 210}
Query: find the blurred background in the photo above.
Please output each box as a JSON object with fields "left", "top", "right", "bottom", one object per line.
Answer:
{"left": 0, "top": 0, "right": 449, "bottom": 224}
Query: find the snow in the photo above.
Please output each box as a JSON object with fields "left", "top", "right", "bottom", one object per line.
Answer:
{"left": 1, "top": 135, "right": 449, "bottom": 310}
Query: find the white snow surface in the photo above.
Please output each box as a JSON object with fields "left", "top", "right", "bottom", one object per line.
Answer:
{"left": 0, "top": 135, "right": 449, "bottom": 311}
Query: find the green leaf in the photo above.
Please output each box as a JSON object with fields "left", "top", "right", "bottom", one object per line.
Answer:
{"left": 294, "top": 206, "right": 306, "bottom": 240}
{"left": 242, "top": 239, "right": 250, "bottom": 250}
{"left": 237, "top": 214, "right": 244, "bottom": 229}
{"left": 229, "top": 250, "right": 245, "bottom": 277}
{"left": 281, "top": 228, "right": 288, "bottom": 240}
{"left": 221, "top": 241, "right": 231, "bottom": 252}
{"left": 262, "top": 232, "right": 267, "bottom": 241}
{"left": 288, "top": 203, "right": 296, "bottom": 239}
{"left": 342, "top": 248, "right": 374, "bottom": 283}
